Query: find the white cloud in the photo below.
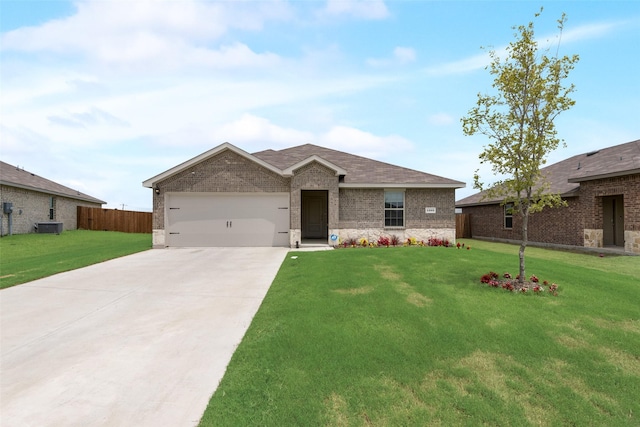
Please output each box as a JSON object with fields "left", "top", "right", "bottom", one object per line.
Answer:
{"left": 424, "top": 51, "right": 493, "bottom": 76}
{"left": 0, "top": 0, "right": 292, "bottom": 69}
{"left": 367, "top": 46, "right": 416, "bottom": 67}
{"left": 321, "top": 0, "right": 389, "bottom": 20}
{"left": 393, "top": 47, "right": 416, "bottom": 64}
{"left": 427, "top": 113, "right": 455, "bottom": 126}
{"left": 48, "top": 106, "right": 130, "bottom": 129}
{"left": 319, "top": 125, "right": 413, "bottom": 160}
{"left": 211, "top": 114, "right": 314, "bottom": 150}
{"left": 424, "top": 18, "right": 626, "bottom": 77}
{"left": 551, "top": 21, "right": 620, "bottom": 45}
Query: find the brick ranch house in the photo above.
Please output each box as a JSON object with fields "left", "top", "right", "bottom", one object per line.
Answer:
{"left": 0, "top": 161, "right": 106, "bottom": 235}
{"left": 143, "top": 142, "right": 465, "bottom": 248}
{"left": 456, "top": 139, "right": 640, "bottom": 254}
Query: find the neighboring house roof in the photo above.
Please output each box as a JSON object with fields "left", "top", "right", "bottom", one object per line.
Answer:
{"left": 0, "top": 161, "right": 106, "bottom": 205}
{"left": 456, "top": 139, "right": 640, "bottom": 207}
{"left": 144, "top": 142, "right": 465, "bottom": 189}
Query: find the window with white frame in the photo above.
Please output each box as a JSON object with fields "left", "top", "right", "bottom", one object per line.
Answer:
{"left": 504, "top": 202, "right": 513, "bottom": 229}
{"left": 384, "top": 191, "right": 404, "bottom": 227}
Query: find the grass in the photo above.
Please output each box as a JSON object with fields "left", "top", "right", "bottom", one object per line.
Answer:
{"left": 200, "top": 239, "right": 640, "bottom": 426}
{"left": 0, "top": 230, "right": 151, "bottom": 289}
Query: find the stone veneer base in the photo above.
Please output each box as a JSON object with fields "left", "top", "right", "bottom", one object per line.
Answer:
{"left": 624, "top": 230, "right": 640, "bottom": 254}
{"left": 583, "top": 229, "right": 603, "bottom": 249}
{"left": 331, "top": 228, "right": 456, "bottom": 246}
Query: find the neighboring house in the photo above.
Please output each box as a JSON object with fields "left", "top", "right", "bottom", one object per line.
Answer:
{"left": 456, "top": 139, "right": 640, "bottom": 254}
{"left": 0, "top": 161, "right": 106, "bottom": 235}
{"left": 143, "top": 142, "right": 465, "bottom": 248}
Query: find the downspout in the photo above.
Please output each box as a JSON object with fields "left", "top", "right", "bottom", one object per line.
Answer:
{"left": 8, "top": 211, "right": 12, "bottom": 236}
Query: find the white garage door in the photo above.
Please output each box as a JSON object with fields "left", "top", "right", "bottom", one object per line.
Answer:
{"left": 166, "top": 193, "right": 290, "bottom": 247}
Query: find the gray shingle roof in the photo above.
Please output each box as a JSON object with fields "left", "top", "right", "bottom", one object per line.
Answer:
{"left": 456, "top": 139, "right": 640, "bottom": 207}
{"left": 0, "top": 161, "right": 106, "bottom": 204}
{"left": 253, "top": 144, "right": 465, "bottom": 187}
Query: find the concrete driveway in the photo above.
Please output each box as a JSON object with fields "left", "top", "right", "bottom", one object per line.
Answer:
{"left": 0, "top": 247, "right": 289, "bottom": 427}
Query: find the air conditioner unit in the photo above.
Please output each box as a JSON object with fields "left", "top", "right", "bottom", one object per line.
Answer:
{"left": 37, "top": 222, "right": 63, "bottom": 234}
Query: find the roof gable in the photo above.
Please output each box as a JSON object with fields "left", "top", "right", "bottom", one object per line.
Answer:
{"left": 142, "top": 142, "right": 283, "bottom": 187}
{"left": 0, "top": 161, "right": 106, "bottom": 204}
{"left": 282, "top": 155, "right": 347, "bottom": 177}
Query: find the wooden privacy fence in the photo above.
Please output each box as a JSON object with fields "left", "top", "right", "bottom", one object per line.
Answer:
{"left": 456, "top": 213, "right": 471, "bottom": 239}
{"left": 77, "top": 207, "right": 152, "bottom": 234}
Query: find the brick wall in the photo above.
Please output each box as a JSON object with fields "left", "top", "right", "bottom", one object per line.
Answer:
{"left": 578, "top": 173, "right": 640, "bottom": 230}
{"left": 290, "top": 162, "right": 339, "bottom": 230}
{"left": 462, "top": 198, "right": 582, "bottom": 245}
{"left": 338, "top": 188, "right": 456, "bottom": 229}
{"left": 0, "top": 185, "right": 101, "bottom": 235}
{"left": 153, "top": 149, "right": 291, "bottom": 229}
{"left": 338, "top": 188, "right": 382, "bottom": 228}
{"left": 406, "top": 188, "right": 456, "bottom": 229}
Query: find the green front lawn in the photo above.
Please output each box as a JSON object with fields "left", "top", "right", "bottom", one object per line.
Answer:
{"left": 200, "top": 240, "right": 640, "bottom": 426}
{"left": 0, "top": 230, "right": 151, "bottom": 289}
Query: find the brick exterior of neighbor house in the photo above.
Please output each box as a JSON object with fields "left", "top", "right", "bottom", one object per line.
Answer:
{"left": 1, "top": 162, "right": 105, "bottom": 235}
{"left": 456, "top": 140, "right": 640, "bottom": 254}
{"left": 144, "top": 143, "right": 464, "bottom": 247}
{"left": 460, "top": 197, "right": 584, "bottom": 247}
{"left": 0, "top": 185, "right": 101, "bottom": 234}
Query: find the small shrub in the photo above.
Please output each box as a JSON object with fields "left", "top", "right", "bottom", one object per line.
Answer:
{"left": 377, "top": 236, "right": 390, "bottom": 247}
{"left": 344, "top": 238, "right": 357, "bottom": 247}
{"left": 480, "top": 271, "right": 559, "bottom": 296}
{"left": 390, "top": 235, "right": 400, "bottom": 246}
{"left": 428, "top": 238, "right": 451, "bottom": 247}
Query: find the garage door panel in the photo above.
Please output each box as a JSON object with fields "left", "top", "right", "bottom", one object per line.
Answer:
{"left": 166, "top": 193, "right": 289, "bottom": 247}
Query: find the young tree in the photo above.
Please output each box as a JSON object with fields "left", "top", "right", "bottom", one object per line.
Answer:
{"left": 461, "top": 9, "right": 579, "bottom": 283}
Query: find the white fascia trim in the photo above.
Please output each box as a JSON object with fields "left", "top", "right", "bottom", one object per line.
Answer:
{"left": 339, "top": 183, "right": 466, "bottom": 189}
{"left": 142, "top": 142, "right": 284, "bottom": 188}
{"left": 282, "top": 155, "right": 347, "bottom": 177}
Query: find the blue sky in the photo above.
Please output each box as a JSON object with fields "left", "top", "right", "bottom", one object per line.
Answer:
{"left": 1, "top": 0, "right": 639, "bottom": 211}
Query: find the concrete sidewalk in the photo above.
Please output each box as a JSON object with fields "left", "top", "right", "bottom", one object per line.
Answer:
{"left": 0, "top": 247, "right": 288, "bottom": 427}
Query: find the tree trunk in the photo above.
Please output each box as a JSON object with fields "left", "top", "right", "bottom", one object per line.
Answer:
{"left": 519, "top": 206, "right": 529, "bottom": 283}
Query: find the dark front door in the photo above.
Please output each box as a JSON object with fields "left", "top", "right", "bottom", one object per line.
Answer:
{"left": 603, "top": 195, "right": 624, "bottom": 247}
{"left": 302, "top": 190, "right": 328, "bottom": 239}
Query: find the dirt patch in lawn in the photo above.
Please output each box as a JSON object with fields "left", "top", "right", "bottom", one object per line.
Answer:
{"left": 375, "top": 264, "right": 401, "bottom": 281}
{"left": 325, "top": 393, "right": 349, "bottom": 426}
{"left": 333, "top": 286, "right": 374, "bottom": 295}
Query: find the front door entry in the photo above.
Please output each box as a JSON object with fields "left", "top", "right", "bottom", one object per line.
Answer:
{"left": 603, "top": 195, "right": 624, "bottom": 247}
{"left": 302, "top": 190, "right": 328, "bottom": 239}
